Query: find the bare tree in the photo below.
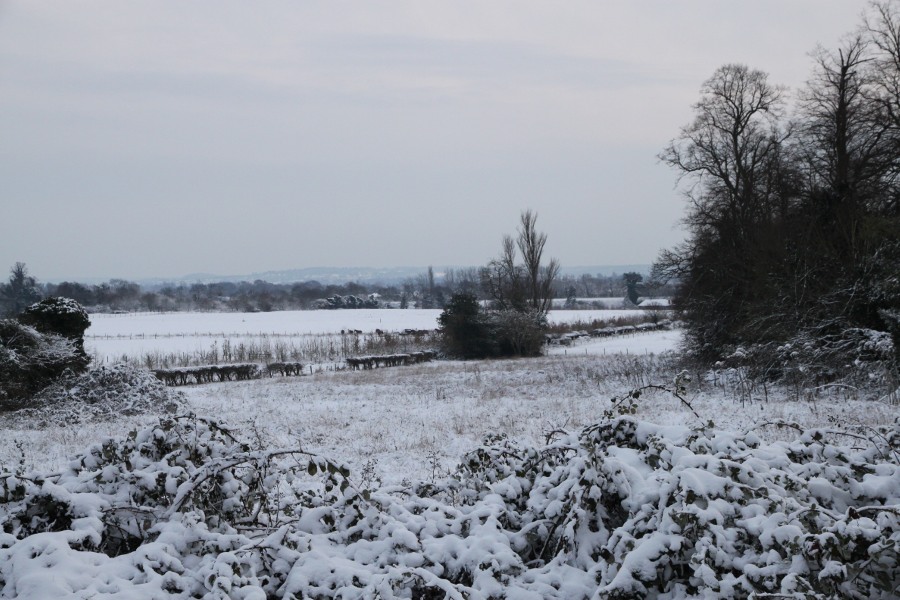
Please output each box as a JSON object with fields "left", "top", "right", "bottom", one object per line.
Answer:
{"left": 517, "top": 210, "right": 560, "bottom": 314}
{"left": 799, "top": 37, "right": 895, "bottom": 250}
{"left": 444, "top": 267, "right": 481, "bottom": 296}
{"left": 654, "top": 10, "right": 900, "bottom": 369}
{"left": 657, "top": 65, "right": 792, "bottom": 356}
{"left": 865, "top": 0, "right": 900, "bottom": 215}
{"left": 867, "top": 1, "right": 900, "bottom": 128}
{"left": 481, "top": 234, "right": 525, "bottom": 311}
{"left": 482, "top": 211, "right": 558, "bottom": 315}
{"left": 660, "top": 64, "right": 788, "bottom": 239}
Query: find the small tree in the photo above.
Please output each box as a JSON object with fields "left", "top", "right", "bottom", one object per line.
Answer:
{"left": 564, "top": 285, "right": 578, "bottom": 309}
{"left": 482, "top": 235, "right": 527, "bottom": 311}
{"left": 0, "top": 263, "right": 42, "bottom": 317}
{"left": 623, "top": 272, "right": 643, "bottom": 306}
{"left": 438, "top": 293, "right": 493, "bottom": 358}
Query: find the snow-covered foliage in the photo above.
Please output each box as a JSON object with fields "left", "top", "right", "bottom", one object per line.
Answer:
{"left": 1, "top": 402, "right": 897, "bottom": 598}
{"left": 23, "top": 296, "right": 89, "bottom": 320}
{"left": 0, "top": 319, "right": 88, "bottom": 409}
{"left": 18, "top": 297, "right": 90, "bottom": 351}
{"left": 713, "top": 326, "right": 898, "bottom": 396}
{"left": 316, "top": 294, "right": 380, "bottom": 309}
{"left": 0, "top": 364, "right": 183, "bottom": 428}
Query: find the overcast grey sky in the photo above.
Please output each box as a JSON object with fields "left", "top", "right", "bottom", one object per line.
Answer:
{"left": 0, "top": 1, "right": 871, "bottom": 281}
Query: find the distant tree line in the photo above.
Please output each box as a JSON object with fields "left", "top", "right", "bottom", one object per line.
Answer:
{"left": 655, "top": 1, "right": 900, "bottom": 374}
{"left": 41, "top": 279, "right": 394, "bottom": 313}
{"left": 0, "top": 263, "right": 655, "bottom": 316}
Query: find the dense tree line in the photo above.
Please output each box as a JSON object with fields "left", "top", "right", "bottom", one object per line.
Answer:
{"left": 1, "top": 264, "right": 647, "bottom": 316}
{"left": 44, "top": 279, "right": 393, "bottom": 313}
{"left": 1, "top": 275, "right": 397, "bottom": 314}
{"left": 656, "top": 1, "right": 900, "bottom": 374}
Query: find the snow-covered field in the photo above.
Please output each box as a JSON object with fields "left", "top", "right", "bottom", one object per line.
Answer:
{"left": 179, "top": 347, "right": 898, "bottom": 485}
{"left": 85, "top": 308, "right": 653, "bottom": 337}
{"left": 547, "top": 329, "right": 683, "bottom": 356}
{"left": 5, "top": 327, "right": 896, "bottom": 485}
{"left": 2, "top": 321, "right": 898, "bottom": 598}
{"left": 84, "top": 308, "right": 654, "bottom": 364}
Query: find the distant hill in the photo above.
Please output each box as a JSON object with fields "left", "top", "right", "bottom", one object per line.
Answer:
{"left": 144, "top": 265, "right": 652, "bottom": 286}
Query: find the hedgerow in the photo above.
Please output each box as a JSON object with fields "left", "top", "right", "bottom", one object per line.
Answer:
{"left": 1, "top": 363, "right": 183, "bottom": 428}
{"left": 0, "top": 395, "right": 897, "bottom": 598}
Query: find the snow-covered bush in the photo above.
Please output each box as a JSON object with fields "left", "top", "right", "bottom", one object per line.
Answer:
{"left": 316, "top": 294, "right": 380, "bottom": 309}
{"left": 448, "top": 417, "right": 899, "bottom": 598}
{"left": 489, "top": 308, "right": 547, "bottom": 357}
{"left": 1, "top": 397, "right": 897, "bottom": 599}
{"left": 2, "top": 363, "right": 183, "bottom": 428}
{"left": 17, "top": 297, "right": 90, "bottom": 353}
{"left": 0, "top": 319, "right": 88, "bottom": 410}
{"left": 0, "top": 414, "right": 361, "bottom": 597}
{"left": 710, "top": 326, "right": 897, "bottom": 398}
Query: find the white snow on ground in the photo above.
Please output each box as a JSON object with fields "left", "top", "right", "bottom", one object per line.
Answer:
{"left": 87, "top": 309, "right": 443, "bottom": 337}
{"left": 176, "top": 350, "right": 899, "bottom": 486}
{"left": 547, "top": 308, "right": 652, "bottom": 323}
{"left": 547, "top": 329, "right": 683, "bottom": 356}
{"left": 1, "top": 345, "right": 897, "bottom": 598}
{"left": 85, "top": 309, "right": 654, "bottom": 338}
{"left": 2, "top": 317, "right": 898, "bottom": 598}
{"left": 3, "top": 409, "right": 896, "bottom": 598}
{"left": 84, "top": 309, "right": 658, "bottom": 364}
{"left": 550, "top": 297, "right": 630, "bottom": 308}
{"left": 4, "top": 328, "right": 895, "bottom": 487}
{"left": 638, "top": 297, "right": 671, "bottom": 307}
